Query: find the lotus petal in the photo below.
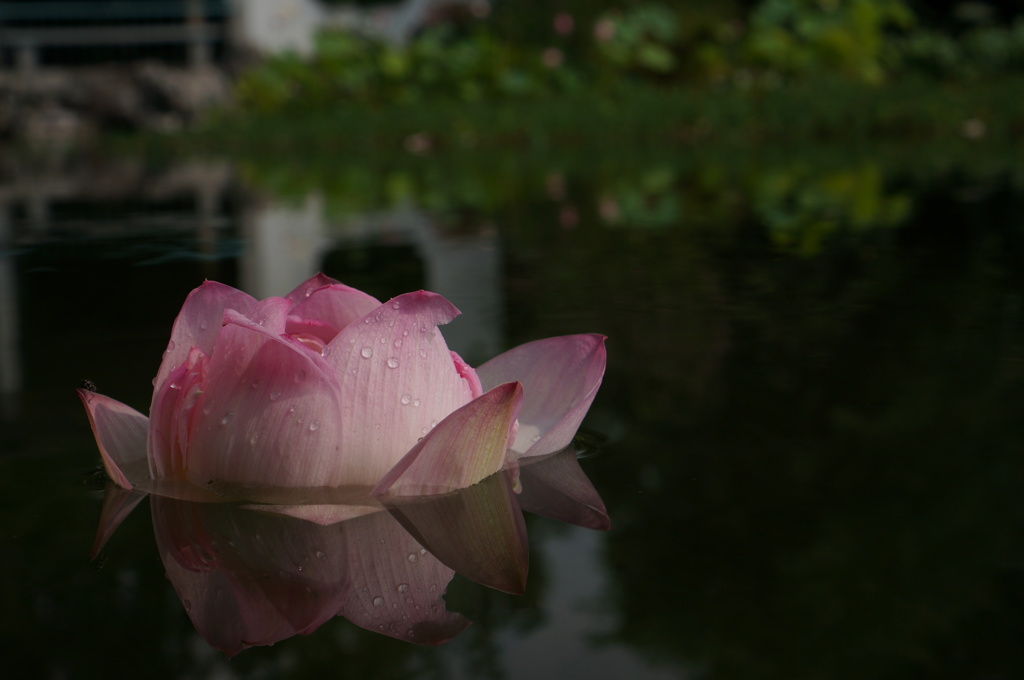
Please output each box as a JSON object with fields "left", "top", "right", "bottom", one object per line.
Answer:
{"left": 243, "top": 503, "right": 382, "bottom": 526}
{"left": 240, "top": 296, "right": 294, "bottom": 335}
{"left": 148, "top": 349, "right": 207, "bottom": 480}
{"left": 518, "top": 447, "right": 611, "bottom": 530}
{"left": 319, "top": 291, "right": 479, "bottom": 484}
{"left": 90, "top": 484, "right": 147, "bottom": 558}
{"left": 183, "top": 315, "right": 349, "bottom": 488}
{"left": 77, "top": 389, "right": 149, "bottom": 489}
{"left": 288, "top": 283, "right": 381, "bottom": 338}
{"left": 284, "top": 272, "right": 341, "bottom": 304}
{"left": 153, "top": 281, "right": 257, "bottom": 396}
{"left": 335, "top": 510, "right": 470, "bottom": 645}
{"left": 383, "top": 470, "right": 529, "bottom": 594}
{"left": 476, "top": 334, "right": 606, "bottom": 457}
{"left": 152, "top": 497, "right": 351, "bottom": 657}
{"left": 372, "top": 382, "right": 522, "bottom": 497}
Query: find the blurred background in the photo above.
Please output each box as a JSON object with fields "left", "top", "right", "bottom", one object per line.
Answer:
{"left": 3, "top": 1, "right": 1024, "bottom": 678}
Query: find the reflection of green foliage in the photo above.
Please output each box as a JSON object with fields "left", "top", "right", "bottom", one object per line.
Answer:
{"left": 606, "top": 166, "right": 681, "bottom": 230}
{"left": 754, "top": 162, "right": 911, "bottom": 254}
{"left": 745, "top": 0, "right": 914, "bottom": 83}
{"left": 891, "top": 19, "right": 1024, "bottom": 79}
{"left": 229, "top": 141, "right": 1007, "bottom": 254}
{"left": 594, "top": 4, "right": 681, "bottom": 75}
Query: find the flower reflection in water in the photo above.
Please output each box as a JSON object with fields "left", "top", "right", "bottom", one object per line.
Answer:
{"left": 92, "top": 447, "right": 608, "bottom": 656}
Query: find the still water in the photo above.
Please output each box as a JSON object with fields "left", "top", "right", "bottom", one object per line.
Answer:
{"left": 3, "top": 144, "right": 1024, "bottom": 679}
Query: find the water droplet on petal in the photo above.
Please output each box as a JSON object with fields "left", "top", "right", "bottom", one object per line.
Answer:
{"left": 361, "top": 346, "right": 373, "bottom": 359}
{"left": 221, "top": 412, "right": 235, "bottom": 425}
{"left": 386, "top": 357, "right": 399, "bottom": 369}
{"left": 393, "top": 338, "right": 403, "bottom": 348}
{"left": 397, "top": 583, "right": 409, "bottom": 593}
{"left": 413, "top": 399, "right": 421, "bottom": 407}
{"left": 309, "top": 420, "right": 320, "bottom": 432}
{"left": 183, "top": 599, "right": 192, "bottom": 612}
{"left": 379, "top": 335, "right": 387, "bottom": 344}
{"left": 316, "top": 550, "right": 326, "bottom": 560}
{"left": 392, "top": 300, "right": 401, "bottom": 309}
{"left": 418, "top": 349, "right": 428, "bottom": 358}
{"left": 202, "top": 404, "right": 212, "bottom": 415}
{"left": 295, "top": 370, "right": 307, "bottom": 383}
{"left": 373, "top": 596, "right": 385, "bottom": 607}
{"left": 169, "top": 381, "right": 181, "bottom": 390}
{"left": 532, "top": 434, "right": 541, "bottom": 443}
{"left": 250, "top": 432, "right": 260, "bottom": 446}
{"left": 199, "top": 321, "right": 208, "bottom": 330}
{"left": 270, "top": 391, "right": 282, "bottom": 401}
{"left": 407, "top": 553, "right": 418, "bottom": 563}
{"left": 400, "top": 394, "right": 412, "bottom": 405}
{"left": 166, "top": 340, "right": 176, "bottom": 352}
{"left": 287, "top": 405, "right": 296, "bottom": 415}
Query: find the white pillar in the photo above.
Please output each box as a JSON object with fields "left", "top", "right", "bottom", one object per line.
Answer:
{"left": 239, "top": 193, "right": 329, "bottom": 299}
{"left": 227, "top": 0, "right": 323, "bottom": 56}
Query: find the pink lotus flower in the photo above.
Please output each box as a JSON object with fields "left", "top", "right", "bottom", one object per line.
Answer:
{"left": 80, "top": 274, "right": 606, "bottom": 499}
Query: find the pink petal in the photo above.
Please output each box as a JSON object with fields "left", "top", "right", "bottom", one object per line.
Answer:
{"left": 284, "top": 317, "right": 339, "bottom": 352}
{"left": 153, "top": 281, "right": 257, "bottom": 398}
{"left": 284, "top": 272, "right": 342, "bottom": 304}
{"left": 243, "top": 503, "right": 382, "bottom": 526}
{"left": 383, "top": 469, "right": 529, "bottom": 594}
{"left": 288, "top": 283, "right": 382, "bottom": 337}
{"left": 476, "top": 334, "right": 606, "bottom": 457}
{"left": 90, "top": 485, "right": 147, "bottom": 558}
{"left": 238, "top": 296, "right": 293, "bottom": 335}
{"left": 77, "top": 389, "right": 149, "bottom": 489}
{"left": 518, "top": 447, "right": 611, "bottom": 530}
{"left": 335, "top": 510, "right": 470, "bottom": 645}
{"left": 319, "top": 291, "right": 478, "bottom": 484}
{"left": 372, "top": 382, "right": 523, "bottom": 497}
{"left": 152, "top": 496, "right": 352, "bottom": 657}
{"left": 183, "top": 316, "right": 351, "bottom": 488}
{"left": 149, "top": 349, "right": 208, "bottom": 480}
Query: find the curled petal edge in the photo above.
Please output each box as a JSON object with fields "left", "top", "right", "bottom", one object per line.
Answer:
{"left": 372, "top": 382, "right": 523, "bottom": 497}
{"left": 78, "top": 390, "right": 149, "bottom": 490}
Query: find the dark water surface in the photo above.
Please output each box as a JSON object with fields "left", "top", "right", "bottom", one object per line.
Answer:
{"left": 3, "top": 147, "right": 1024, "bottom": 679}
